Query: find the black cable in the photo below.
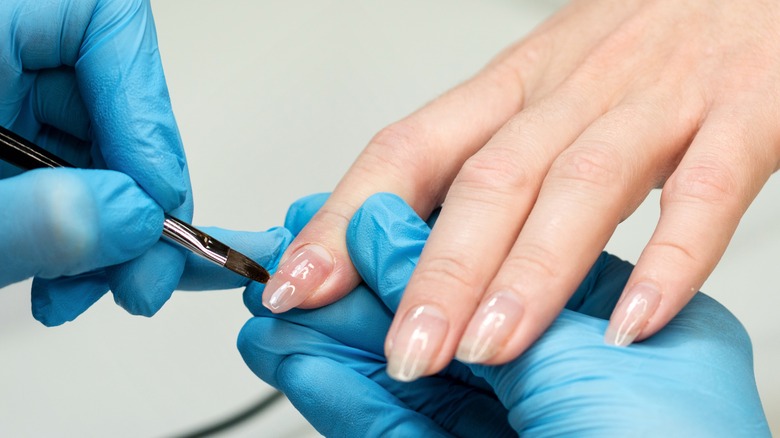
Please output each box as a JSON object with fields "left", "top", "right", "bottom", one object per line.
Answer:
{"left": 171, "top": 391, "right": 285, "bottom": 438}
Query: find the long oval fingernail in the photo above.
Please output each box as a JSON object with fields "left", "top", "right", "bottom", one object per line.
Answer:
{"left": 604, "top": 283, "right": 661, "bottom": 347}
{"left": 262, "top": 244, "right": 333, "bottom": 313}
{"left": 386, "top": 305, "right": 449, "bottom": 382}
{"left": 456, "top": 291, "right": 524, "bottom": 363}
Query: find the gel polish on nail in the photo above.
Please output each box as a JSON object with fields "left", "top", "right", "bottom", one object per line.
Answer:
{"left": 262, "top": 244, "right": 334, "bottom": 313}
{"left": 456, "top": 291, "right": 524, "bottom": 364}
{"left": 605, "top": 283, "right": 661, "bottom": 347}
{"left": 386, "top": 305, "right": 449, "bottom": 382}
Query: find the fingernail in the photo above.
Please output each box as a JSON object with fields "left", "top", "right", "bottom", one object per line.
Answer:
{"left": 386, "top": 305, "right": 448, "bottom": 382}
{"left": 262, "top": 244, "right": 333, "bottom": 313}
{"left": 456, "top": 291, "right": 524, "bottom": 363}
{"left": 605, "top": 283, "right": 661, "bottom": 347}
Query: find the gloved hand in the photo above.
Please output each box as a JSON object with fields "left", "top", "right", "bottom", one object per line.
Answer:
{"left": 0, "top": 0, "right": 192, "bottom": 324}
{"left": 238, "top": 193, "right": 770, "bottom": 437}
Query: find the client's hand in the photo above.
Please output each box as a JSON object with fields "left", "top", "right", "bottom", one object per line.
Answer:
{"left": 238, "top": 193, "right": 770, "bottom": 437}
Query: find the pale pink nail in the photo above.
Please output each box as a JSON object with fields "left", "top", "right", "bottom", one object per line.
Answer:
{"left": 386, "top": 305, "right": 449, "bottom": 382}
{"left": 456, "top": 291, "right": 524, "bottom": 363}
{"left": 605, "top": 283, "right": 661, "bottom": 347}
{"left": 262, "top": 244, "right": 333, "bottom": 313}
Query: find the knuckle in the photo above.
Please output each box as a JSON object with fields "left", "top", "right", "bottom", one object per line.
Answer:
{"left": 644, "top": 240, "right": 699, "bottom": 266}
{"left": 480, "top": 57, "right": 527, "bottom": 102}
{"left": 362, "top": 121, "right": 436, "bottom": 196}
{"left": 311, "top": 199, "right": 358, "bottom": 230}
{"left": 415, "top": 254, "right": 482, "bottom": 298}
{"left": 503, "top": 242, "right": 561, "bottom": 281}
{"left": 458, "top": 147, "right": 533, "bottom": 193}
{"left": 368, "top": 122, "right": 424, "bottom": 166}
{"left": 548, "top": 145, "right": 624, "bottom": 192}
{"left": 501, "top": 114, "right": 531, "bottom": 141}
{"left": 663, "top": 162, "right": 739, "bottom": 206}
{"left": 487, "top": 35, "right": 552, "bottom": 97}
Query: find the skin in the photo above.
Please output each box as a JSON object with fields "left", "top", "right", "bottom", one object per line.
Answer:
{"left": 264, "top": 0, "right": 780, "bottom": 377}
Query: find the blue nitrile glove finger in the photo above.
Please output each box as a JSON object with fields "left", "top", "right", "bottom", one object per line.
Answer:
{"left": 1, "top": 0, "right": 188, "bottom": 209}
{"left": 239, "top": 284, "right": 512, "bottom": 437}
{"left": 32, "top": 226, "right": 293, "bottom": 326}
{"left": 0, "top": 169, "right": 162, "bottom": 288}
{"left": 239, "top": 317, "right": 449, "bottom": 437}
{"left": 32, "top": 271, "right": 110, "bottom": 327}
{"left": 346, "top": 192, "right": 770, "bottom": 436}
{"left": 347, "top": 192, "right": 615, "bottom": 316}
{"left": 283, "top": 191, "right": 503, "bottom": 393}
{"left": 1, "top": 0, "right": 193, "bottom": 317}
{"left": 468, "top": 295, "right": 771, "bottom": 437}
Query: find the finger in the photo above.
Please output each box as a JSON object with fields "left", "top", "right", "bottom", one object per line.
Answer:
{"left": 31, "top": 271, "right": 109, "bottom": 327}
{"left": 77, "top": 0, "right": 189, "bottom": 211}
{"left": 238, "top": 318, "right": 450, "bottom": 437}
{"left": 33, "top": 226, "right": 292, "bottom": 325}
{"left": 244, "top": 284, "right": 394, "bottom": 357}
{"left": 283, "top": 192, "right": 330, "bottom": 236}
{"left": 279, "top": 354, "right": 512, "bottom": 437}
{"left": 32, "top": 67, "right": 90, "bottom": 141}
{"left": 567, "top": 252, "right": 633, "bottom": 320}
{"left": 32, "top": 125, "right": 93, "bottom": 169}
{"left": 105, "top": 178, "right": 192, "bottom": 317}
{"left": 28, "top": 68, "right": 94, "bottom": 168}
{"left": 280, "top": 356, "right": 451, "bottom": 437}
{"left": 258, "top": 0, "right": 649, "bottom": 316}
{"left": 107, "top": 246, "right": 187, "bottom": 316}
{"left": 4, "top": 0, "right": 189, "bottom": 211}
{"left": 469, "top": 292, "right": 768, "bottom": 435}
{"left": 4, "top": 0, "right": 192, "bottom": 315}
{"left": 176, "top": 226, "right": 293, "bottom": 291}
{"left": 239, "top": 313, "right": 512, "bottom": 436}
{"left": 382, "top": 82, "right": 617, "bottom": 380}
{"left": 0, "top": 68, "right": 93, "bottom": 177}
{"left": 26, "top": 68, "right": 93, "bottom": 170}
{"left": 347, "top": 194, "right": 637, "bottom": 320}
{"left": 605, "top": 108, "right": 778, "bottom": 346}
{"left": 346, "top": 193, "right": 430, "bottom": 311}
{"left": 457, "top": 94, "right": 696, "bottom": 365}
{"left": 0, "top": 168, "right": 163, "bottom": 288}
{"left": 260, "top": 57, "right": 527, "bottom": 314}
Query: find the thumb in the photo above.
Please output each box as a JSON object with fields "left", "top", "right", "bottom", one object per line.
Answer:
{"left": 30, "top": 226, "right": 293, "bottom": 326}
{"left": 0, "top": 168, "right": 163, "bottom": 288}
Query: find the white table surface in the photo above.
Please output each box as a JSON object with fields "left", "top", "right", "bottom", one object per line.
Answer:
{"left": 0, "top": 1, "right": 776, "bottom": 436}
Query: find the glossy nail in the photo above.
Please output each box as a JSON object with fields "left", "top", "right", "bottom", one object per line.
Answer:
{"left": 263, "top": 244, "right": 333, "bottom": 313}
{"left": 456, "top": 291, "right": 524, "bottom": 363}
{"left": 605, "top": 283, "right": 661, "bottom": 347}
{"left": 386, "top": 305, "right": 448, "bottom": 382}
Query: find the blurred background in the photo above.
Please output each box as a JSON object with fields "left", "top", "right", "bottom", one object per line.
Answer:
{"left": 0, "top": 1, "right": 777, "bottom": 436}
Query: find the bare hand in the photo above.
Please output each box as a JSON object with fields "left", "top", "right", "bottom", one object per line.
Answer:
{"left": 262, "top": 0, "right": 780, "bottom": 380}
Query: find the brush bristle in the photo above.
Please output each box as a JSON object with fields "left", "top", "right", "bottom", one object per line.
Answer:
{"left": 225, "top": 250, "right": 270, "bottom": 283}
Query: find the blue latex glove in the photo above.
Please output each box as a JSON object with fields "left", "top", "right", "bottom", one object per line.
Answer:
{"left": 0, "top": 0, "right": 192, "bottom": 324}
{"left": 238, "top": 193, "right": 770, "bottom": 437}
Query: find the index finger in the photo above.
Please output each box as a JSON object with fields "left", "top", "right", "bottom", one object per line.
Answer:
{"left": 3, "top": 0, "right": 188, "bottom": 212}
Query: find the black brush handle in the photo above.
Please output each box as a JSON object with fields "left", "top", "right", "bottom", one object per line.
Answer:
{"left": 0, "top": 126, "right": 74, "bottom": 169}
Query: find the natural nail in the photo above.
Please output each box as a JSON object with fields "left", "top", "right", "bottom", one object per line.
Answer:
{"left": 262, "top": 244, "right": 333, "bottom": 313}
{"left": 605, "top": 283, "right": 661, "bottom": 347}
{"left": 386, "top": 305, "right": 448, "bottom": 382}
{"left": 456, "top": 291, "right": 524, "bottom": 363}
